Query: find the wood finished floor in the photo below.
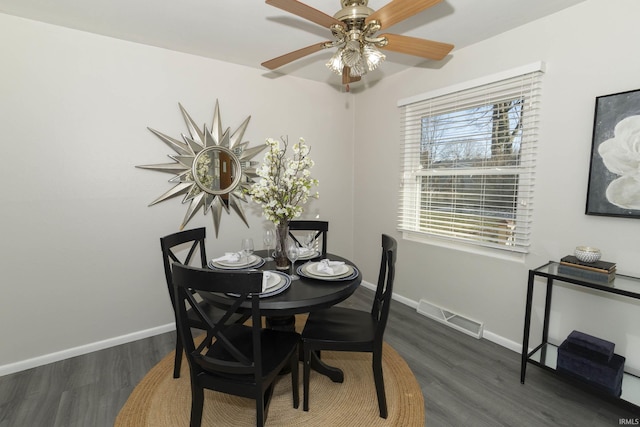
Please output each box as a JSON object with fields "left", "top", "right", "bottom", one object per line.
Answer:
{"left": 1, "top": 286, "right": 638, "bottom": 426}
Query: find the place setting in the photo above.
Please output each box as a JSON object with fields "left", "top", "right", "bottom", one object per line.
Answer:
{"left": 226, "top": 270, "right": 291, "bottom": 298}
{"left": 297, "top": 231, "right": 321, "bottom": 260}
{"left": 207, "top": 238, "right": 266, "bottom": 270}
{"left": 297, "top": 258, "right": 359, "bottom": 282}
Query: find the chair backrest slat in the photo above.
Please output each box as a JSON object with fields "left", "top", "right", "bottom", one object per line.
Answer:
{"left": 288, "top": 220, "right": 329, "bottom": 257}
{"left": 160, "top": 227, "right": 208, "bottom": 305}
{"left": 372, "top": 234, "right": 397, "bottom": 342}
{"left": 172, "top": 264, "right": 265, "bottom": 378}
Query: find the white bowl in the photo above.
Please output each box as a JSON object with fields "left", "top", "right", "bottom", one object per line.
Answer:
{"left": 574, "top": 246, "right": 601, "bottom": 263}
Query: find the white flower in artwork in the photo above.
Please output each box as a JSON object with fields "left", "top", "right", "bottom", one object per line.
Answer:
{"left": 598, "top": 115, "right": 640, "bottom": 209}
{"left": 603, "top": 175, "right": 640, "bottom": 209}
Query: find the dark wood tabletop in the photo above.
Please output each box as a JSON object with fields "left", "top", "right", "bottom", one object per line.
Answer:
{"left": 199, "top": 250, "right": 362, "bottom": 317}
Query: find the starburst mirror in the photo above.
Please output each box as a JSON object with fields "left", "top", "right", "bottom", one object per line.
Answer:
{"left": 137, "top": 100, "right": 266, "bottom": 236}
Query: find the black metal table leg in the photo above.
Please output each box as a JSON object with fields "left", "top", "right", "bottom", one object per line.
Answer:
{"left": 521, "top": 270, "right": 535, "bottom": 384}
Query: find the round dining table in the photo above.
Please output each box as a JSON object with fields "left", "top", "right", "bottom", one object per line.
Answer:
{"left": 199, "top": 249, "right": 362, "bottom": 382}
{"left": 201, "top": 250, "right": 362, "bottom": 317}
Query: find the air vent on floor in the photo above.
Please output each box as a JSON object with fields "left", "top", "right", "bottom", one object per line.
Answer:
{"left": 417, "top": 299, "right": 483, "bottom": 339}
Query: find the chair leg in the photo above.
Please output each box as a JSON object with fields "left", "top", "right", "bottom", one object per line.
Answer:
{"left": 190, "top": 386, "right": 204, "bottom": 427}
{"left": 372, "top": 351, "right": 388, "bottom": 419}
{"left": 291, "top": 351, "right": 300, "bottom": 408}
{"left": 303, "top": 345, "right": 311, "bottom": 411}
{"left": 256, "top": 389, "right": 267, "bottom": 427}
{"left": 174, "top": 333, "right": 184, "bottom": 378}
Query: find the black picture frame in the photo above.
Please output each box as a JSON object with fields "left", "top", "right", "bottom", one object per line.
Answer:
{"left": 586, "top": 88, "right": 640, "bottom": 218}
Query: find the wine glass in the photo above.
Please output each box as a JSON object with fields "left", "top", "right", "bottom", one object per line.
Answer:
{"left": 241, "top": 238, "right": 254, "bottom": 264}
{"left": 286, "top": 238, "right": 300, "bottom": 280}
{"left": 263, "top": 229, "right": 274, "bottom": 261}
{"left": 303, "top": 231, "right": 315, "bottom": 251}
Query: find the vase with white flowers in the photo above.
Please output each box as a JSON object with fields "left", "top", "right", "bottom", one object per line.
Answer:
{"left": 249, "top": 136, "right": 319, "bottom": 270}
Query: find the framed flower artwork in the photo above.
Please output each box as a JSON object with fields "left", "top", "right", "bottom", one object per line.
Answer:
{"left": 586, "top": 88, "right": 640, "bottom": 218}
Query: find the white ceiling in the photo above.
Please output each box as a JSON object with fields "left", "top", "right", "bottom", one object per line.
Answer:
{"left": 0, "top": 0, "right": 585, "bottom": 86}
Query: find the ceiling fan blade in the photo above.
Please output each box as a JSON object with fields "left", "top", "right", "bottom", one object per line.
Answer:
{"left": 261, "top": 42, "right": 329, "bottom": 70}
{"left": 379, "top": 33, "right": 453, "bottom": 60}
{"left": 266, "top": 0, "right": 345, "bottom": 29}
{"left": 366, "top": 0, "right": 442, "bottom": 30}
{"left": 342, "top": 67, "right": 361, "bottom": 85}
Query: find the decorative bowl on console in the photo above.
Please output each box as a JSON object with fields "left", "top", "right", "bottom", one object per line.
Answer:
{"left": 574, "top": 246, "right": 601, "bottom": 263}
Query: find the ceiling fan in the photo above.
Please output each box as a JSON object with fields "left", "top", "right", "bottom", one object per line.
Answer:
{"left": 261, "top": 0, "right": 454, "bottom": 89}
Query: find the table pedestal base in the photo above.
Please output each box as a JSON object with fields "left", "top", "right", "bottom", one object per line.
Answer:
{"left": 267, "top": 315, "right": 344, "bottom": 382}
{"left": 266, "top": 315, "right": 296, "bottom": 331}
{"left": 310, "top": 351, "right": 343, "bottom": 383}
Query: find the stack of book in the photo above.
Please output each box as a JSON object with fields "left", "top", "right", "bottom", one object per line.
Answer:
{"left": 558, "top": 255, "right": 616, "bottom": 284}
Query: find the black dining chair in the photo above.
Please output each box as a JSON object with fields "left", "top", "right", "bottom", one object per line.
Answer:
{"left": 160, "top": 227, "right": 249, "bottom": 378}
{"left": 288, "top": 220, "right": 329, "bottom": 258}
{"left": 301, "top": 234, "right": 397, "bottom": 418}
{"left": 172, "top": 263, "right": 300, "bottom": 427}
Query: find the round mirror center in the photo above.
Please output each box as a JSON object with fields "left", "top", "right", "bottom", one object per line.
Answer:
{"left": 193, "top": 147, "right": 242, "bottom": 195}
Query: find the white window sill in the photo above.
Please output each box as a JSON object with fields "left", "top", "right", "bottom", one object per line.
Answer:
{"left": 402, "top": 231, "right": 526, "bottom": 263}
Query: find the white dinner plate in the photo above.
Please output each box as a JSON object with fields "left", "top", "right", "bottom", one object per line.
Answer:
{"left": 263, "top": 272, "right": 282, "bottom": 291}
{"left": 298, "top": 263, "right": 359, "bottom": 281}
{"left": 298, "top": 249, "right": 320, "bottom": 260}
{"left": 302, "top": 262, "right": 352, "bottom": 278}
{"left": 215, "top": 254, "right": 258, "bottom": 267}
{"left": 226, "top": 271, "right": 291, "bottom": 298}
{"left": 209, "top": 256, "right": 265, "bottom": 270}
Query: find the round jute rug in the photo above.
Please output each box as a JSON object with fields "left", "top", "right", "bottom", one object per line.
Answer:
{"left": 116, "top": 320, "right": 424, "bottom": 426}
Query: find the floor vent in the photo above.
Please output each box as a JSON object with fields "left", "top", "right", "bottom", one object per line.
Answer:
{"left": 417, "top": 299, "right": 484, "bottom": 339}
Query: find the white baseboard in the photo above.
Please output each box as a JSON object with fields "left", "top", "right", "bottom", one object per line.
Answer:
{"left": 0, "top": 323, "right": 175, "bottom": 376}
{"left": 417, "top": 299, "right": 484, "bottom": 339}
{"left": 1, "top": 284, "right": 523, "bottom": 376}
{"left": 364, "top": 279, "right": 521, "bottom": 353}
{"left": 361, "top": 279, "right": 419, "bottom": 309}
{"left": 482, "top": 330, "right": 522, "bottom": 353}
{"left": 360, "top": 279, "right": 376, "bottom": 292}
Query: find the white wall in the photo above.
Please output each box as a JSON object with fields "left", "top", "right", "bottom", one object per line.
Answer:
{"left": 353, "top": 0, "right": 640, "bottom": 368}
{"left": 4, "top": 0, "right": 640, "bottom": 376}
{"left": 0, "top": 14, "right": 355, "bottom": 372}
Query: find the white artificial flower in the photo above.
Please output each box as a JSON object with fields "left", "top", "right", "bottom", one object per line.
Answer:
{"left": 248, "top": 137, "right": 319, "bottom": 223}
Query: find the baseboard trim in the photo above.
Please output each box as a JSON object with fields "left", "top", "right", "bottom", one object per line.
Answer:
{"left": 361, "top": 279, "right": 419, "bottom": 309}
{"left": 1, "top": 284, "right": 522, "bottom": 376}
{"left": 482, "top": 330, "right": 522, "bottom": 353}
{"left": 0, "top": 323, "right": 175, "bottom": 376}
{"left": 363, "top": 279, "right": 521, "bottom": 353}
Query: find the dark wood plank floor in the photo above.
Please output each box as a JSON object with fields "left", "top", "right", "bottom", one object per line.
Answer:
{"left": 1, "top": 286, "right": 637, "bottom": 426}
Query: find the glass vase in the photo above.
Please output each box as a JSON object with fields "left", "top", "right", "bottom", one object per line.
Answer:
{"left": 274, "top": 223, "right": 290, "bottom": 271}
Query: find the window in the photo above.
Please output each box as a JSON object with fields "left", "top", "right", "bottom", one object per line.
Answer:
{"left": 397, "top": 63, "right": 544, "bottom": 253}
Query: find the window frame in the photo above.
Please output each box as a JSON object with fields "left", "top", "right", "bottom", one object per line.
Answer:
{"left": 397, "top": 62, "right": 545, "bottom": 255}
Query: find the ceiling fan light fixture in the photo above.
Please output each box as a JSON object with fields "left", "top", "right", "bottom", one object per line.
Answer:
{"left": 349, "top": 57, "right": 366, "bottom": 77}
{"left": 363, "top": 43, "right": 385, "bottom": 71}
{"left": 326, "top": 50, "right": 344, "bottom": 74}
{"left": 326, "top": 40, "right": 385, "bottom": 78}
{"left": 341, "top": 39, "right": 362, "bottom": 68}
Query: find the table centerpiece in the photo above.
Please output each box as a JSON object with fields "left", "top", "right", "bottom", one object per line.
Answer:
{"left": 248, "top": 136, "right": 319, "bottom": 270}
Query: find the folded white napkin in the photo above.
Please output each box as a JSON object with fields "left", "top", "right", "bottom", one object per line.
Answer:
{"left": 298, "top": 247, "right": 315, "bottom": 257}
{"left": 262, "top": 271, "right": 272, "bottom": 292}
{"left": 212, "top": 252, "right": 241, "bottom": 263}
{"left": 317, "top": 259, "right": 345, "bottom": 275}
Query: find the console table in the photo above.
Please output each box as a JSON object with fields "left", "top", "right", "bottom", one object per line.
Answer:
{"left": 521, "top": 261, "right": 640, "bottom": 411}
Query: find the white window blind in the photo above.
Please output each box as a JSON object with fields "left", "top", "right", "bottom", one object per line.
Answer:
{"left": 397, "top": 64, "right": 544, "bottom": 253}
